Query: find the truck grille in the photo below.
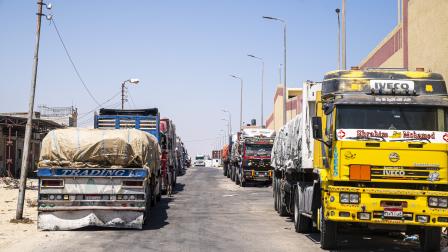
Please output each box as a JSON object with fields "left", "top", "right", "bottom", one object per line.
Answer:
{"left": 97, "top": 118, "right": 157, "bottom": 130}
{"left": 370, "top": 166, "right": 440, "bottom": 181}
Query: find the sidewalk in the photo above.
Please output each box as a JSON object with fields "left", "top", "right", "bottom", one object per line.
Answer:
{"left": 0, "top": 178, "right": 40, "bottom": 249}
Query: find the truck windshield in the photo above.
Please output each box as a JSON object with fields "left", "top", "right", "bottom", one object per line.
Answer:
{"left": 337, "top": 105, "right": 438, "bottom": 131}
{"left": 245, "top": 144, "right": 273, "bottom": 157}
{"left": 196, "top": 156, "right": 204, "bottom": 160}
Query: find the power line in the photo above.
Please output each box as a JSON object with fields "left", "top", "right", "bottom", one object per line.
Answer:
{"left": 77, "top": 91, "right": 121, "bottom": 120}
{"left": 127, "top": 89, "right": 137, "bottom": 108}
{"left": 51, "top": 17, "right": 100, "bottom": 106}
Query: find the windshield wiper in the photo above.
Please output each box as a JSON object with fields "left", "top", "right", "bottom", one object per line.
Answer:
{"left": 345, "top": 136, "right": 386, "bottom": 142}
{"left": 390, "top": 138, "right": 431, "bottom": 143}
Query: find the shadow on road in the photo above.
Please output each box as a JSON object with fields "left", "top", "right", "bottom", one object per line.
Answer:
{"left": 143, "top": 197, "right": 173, "bottom": 230}
{"left": 173, "top": 182, "right": 185, "bottom": 194}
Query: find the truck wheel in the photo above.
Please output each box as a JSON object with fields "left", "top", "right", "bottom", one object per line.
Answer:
{"left": 156, "top": 178, "right": 162, "bottom": 202}
{"left": 294, "top": 187, "right": 311, "bottom": 233}
{"left": 278, "top": 182, "right": 288, "bottom": 217}
{"left": 419, "top": 227, "right": 441, "bottom": 252}
{"left": 274, "top": 176, "right": 278, "bottom": 211}
{"left": 144, "top": 187, "right": 152, "bottom": 225}
{"left": 320, "top": 207, "right": 337, "bottom": 250}
{"left": 235, "top": 169, "right": 240, "bottom": 185}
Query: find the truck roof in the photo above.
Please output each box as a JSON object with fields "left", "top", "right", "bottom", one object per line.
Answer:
{"left": 99, "top": 108, "right": 159, "bottom": 116}
{"left": 241, "top": 128, "right": 275, "bottom": 138}
{"left": 322, "top": 69, "right": 447, "bottom": 96}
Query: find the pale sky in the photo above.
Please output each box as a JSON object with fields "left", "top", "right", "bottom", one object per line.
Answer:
{"left": 0, "top": 1, "right": 398, "bottom": 156}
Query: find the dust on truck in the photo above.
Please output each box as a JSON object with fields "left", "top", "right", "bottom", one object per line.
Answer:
{"left": 272, "top": 69, "right": 448, "bottom": 251}
{"left": 236, "top": 128, "right": 275, "bottom": 187}
{"left": 36, "top": 128, "right": 161, "bottom": 230}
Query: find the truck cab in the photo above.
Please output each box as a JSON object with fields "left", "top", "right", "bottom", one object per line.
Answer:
{"left": 237, "top": 128, "right": 275, "bottom": 186}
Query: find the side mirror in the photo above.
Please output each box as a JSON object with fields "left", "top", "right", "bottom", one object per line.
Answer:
{"left": 312, "top": 116, "right": 323, "bottom": 140}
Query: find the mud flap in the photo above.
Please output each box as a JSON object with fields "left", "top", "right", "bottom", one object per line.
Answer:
{"left": 38, "top": 210, "right": 144, "bottom": 230}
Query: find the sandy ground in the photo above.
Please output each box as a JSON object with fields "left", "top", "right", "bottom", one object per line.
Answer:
{"left": 0, "top": 178, "right": 72, "bottom": 252}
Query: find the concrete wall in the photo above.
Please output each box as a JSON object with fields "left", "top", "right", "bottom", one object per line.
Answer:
{"left": 265, "top": 85, "right": 302, "bottom": 132}
{"left": 360, "top": 0, "right": 448, "bottom": 80}
{"left": 407, "top": 0, "right": 448, "bottom": 79}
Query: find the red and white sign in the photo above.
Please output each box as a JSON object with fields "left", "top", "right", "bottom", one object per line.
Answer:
{"left": 337, "top": 129, "right": 448, "bottom": 143}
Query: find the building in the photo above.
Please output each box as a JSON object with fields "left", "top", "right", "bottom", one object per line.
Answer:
{"left": 38, "top": 105, "right": 78, "bottom": 127}
{"left": 265, "top": 85, "right": 303, "bottom": 131}
{"left": 0, "top": 114, "right": 62, "bottom": 178}
{"left": 360, "top": 0, "right": 448, "bottom": 80}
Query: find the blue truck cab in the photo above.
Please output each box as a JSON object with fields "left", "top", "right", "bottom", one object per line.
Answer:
{"left": 94, "top": 108, "right": 160, "bottom": 141}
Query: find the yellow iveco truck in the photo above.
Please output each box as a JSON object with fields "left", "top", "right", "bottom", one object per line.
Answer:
{"left": 271, "top": 68, "right": 448, "bottom": 251}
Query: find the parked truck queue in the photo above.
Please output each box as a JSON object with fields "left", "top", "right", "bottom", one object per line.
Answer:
{"left": 36, "top": 108, "right": 190, "bottom": 230}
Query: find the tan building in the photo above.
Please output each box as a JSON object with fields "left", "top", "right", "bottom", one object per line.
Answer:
{"left": 265, "top": 85, "right": 302, "bottom": 131}
{"left": 360, "top": 0, "right": 448, "bottom": 80}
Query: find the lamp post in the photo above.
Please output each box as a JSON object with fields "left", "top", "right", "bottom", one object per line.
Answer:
{"left": 16, "top": 0, "right": 52, "bottom": 220}
{"left": 342, "top": 0, "right": 346, "bottom": 70}
{"left": 335, "top": 8, "right": 341, "bottom": 70}
{"left": 121, "top": 78, "right": 140, "bottom": 109}
{"left": 230, "top": 75, "right": 243, "bottom": 130}
{"left": 247, "top": 54, "right": 264, "bottom": 128}
{"left": 221, "top": 109, "right": 232, "bottom": 135}
{"left": 263, "top": 16, "right": 287, "bottom": 125}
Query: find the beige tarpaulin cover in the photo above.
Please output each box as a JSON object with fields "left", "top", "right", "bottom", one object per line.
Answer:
{"left": 38, "top": 128, "right": 160, "bottom": 173}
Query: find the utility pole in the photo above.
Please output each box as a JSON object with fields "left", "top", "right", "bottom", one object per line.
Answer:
{"left": 342, "top": 0, "right": 347, "bottom": 70}
{"left": 16, "top": 0, "right": 45, "bottom": 220}
{"left": 336, "top": 8, "right": 341, "bottom": 70}
{"left": 230, "top": 75, "right": 243, "bottom": 130}
{"left": 121, "top": 79, "right": 140, "bottom": 110}
{"left": 263, "top": 16, "right": 287, "bottom": 125}
{"left": 247, "top": 54, "right": 264, "bottom": 127}
{"left": 283, "top": 23, "right": 287, "bottom": 125}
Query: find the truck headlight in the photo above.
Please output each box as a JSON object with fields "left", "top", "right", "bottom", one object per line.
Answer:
{"left": 340, "top": 192, "right": 360, "bottom": 204}
{"left": 439, "top": 198, "right": 448, "bottom": 208}
{"left": 340, "top": 193, "right": 349, "bottom": 203}
{"left": 429, "top": 197, "right": 448, "bottom": 208}
{"left": 349, "top": 194, "right": 360, "bottom": 204}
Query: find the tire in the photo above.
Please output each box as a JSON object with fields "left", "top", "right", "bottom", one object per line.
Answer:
{"left": 294, "top": 187, "right": 311, "bottom": 233}
{"left": 419, "top": 227, "right": 441, "bottom": 252}
{"left": 320, "top": 207, "right": 338, "bottom": 250}
{"left": 235, "top": 169, "right": 240, "bottom": 185}
{"left": 143, "top": 187, "right": 151, "bottom": 225}
{"left": 156, "top": 178, "right": 162, "bottom": 202}
{"left": 278, "top": 178, "right": 288, "bottom": 217}
{"left": 274, "top": 176, "right": 279, "bottom": 212}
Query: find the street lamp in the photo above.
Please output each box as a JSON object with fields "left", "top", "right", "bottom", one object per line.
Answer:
{"left": 335, "top": 8, "right": 341, "bottom": 70}
{"left": 248, "top": 54, "right": 265, "bottom": 128}
{"left": 121, "top": 78, "right": 140, "bottom": 109}
{"left": 263, "top": 16, "right": 287, "bottom": 125}
{"left": 230, "top": 75, "right": 243, "bottom": 130}
{"left": 221, "top": 109, "right": 232, "bottom": 135}
{"left": 342, "top": 0, "right": 346, "bottom": 70}
{"left": 221, "top": 118, "right": 230, "bottom": 136}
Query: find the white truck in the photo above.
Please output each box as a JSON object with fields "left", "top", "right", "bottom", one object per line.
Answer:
{"left": 36, "top": 128, "right": 161, "bottom": 230}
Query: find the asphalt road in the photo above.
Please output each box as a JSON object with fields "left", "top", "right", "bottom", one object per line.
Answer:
{"left": 19, "top": 166, "right": 425, "bottom": 252}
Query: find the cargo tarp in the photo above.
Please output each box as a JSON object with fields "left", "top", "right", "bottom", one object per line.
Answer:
{"left": 271, "top": 115, "right": 302, "bottom": 171}
{"left": 38, "top": 128, "right": 160, "bottom": 173}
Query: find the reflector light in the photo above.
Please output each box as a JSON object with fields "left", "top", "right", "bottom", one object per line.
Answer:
{"left": 349, "top": 165, "right": 371, "bottom": 181}
{"left": 41, "top": 179, "right": 64, "bottom": 188}
{"left": 122, "top": 181, "right": 143, "bottom": 187}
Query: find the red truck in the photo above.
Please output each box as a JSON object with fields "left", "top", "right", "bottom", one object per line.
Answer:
{"left": 160, "top": 118, "right": 177, "bottom": 194}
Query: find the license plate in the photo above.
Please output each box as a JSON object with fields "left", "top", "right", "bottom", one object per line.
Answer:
{"left": 85, "top": 195, "right": 101, "bottom": 200}
{"left": 383, "top": 207, "right": 403, "bottom": 217}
